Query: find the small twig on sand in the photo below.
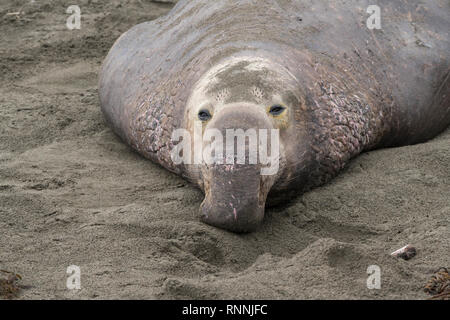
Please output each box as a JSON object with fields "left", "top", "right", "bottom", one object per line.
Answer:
{"left": 424, "top": 268, "right": 450, "bottom": 300}
{"left": 0, "top": 270, "right": 22, "bottom": 299}
{"left": 5, "top": 0, "right": 34, "bottom": 17}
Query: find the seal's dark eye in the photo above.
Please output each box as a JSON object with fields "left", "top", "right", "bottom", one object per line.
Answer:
{"left": 198, "top": 109, "right": 212, "bottom": 121}
{"left": 269, "top": 104, "right": 286, "bottom": 116}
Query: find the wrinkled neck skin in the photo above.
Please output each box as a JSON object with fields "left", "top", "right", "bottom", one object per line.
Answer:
{"left": 178, "top": 51, "right": 383, "bottom": 232}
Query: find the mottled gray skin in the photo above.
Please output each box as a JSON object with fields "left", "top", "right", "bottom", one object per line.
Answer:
{"left": 99, "top": 0, "right": 450, "bottom": 232}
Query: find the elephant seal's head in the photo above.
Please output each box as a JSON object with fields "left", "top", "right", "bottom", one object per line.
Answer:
{"left": 177, "top": 55, "right": 308, "bottom": 232}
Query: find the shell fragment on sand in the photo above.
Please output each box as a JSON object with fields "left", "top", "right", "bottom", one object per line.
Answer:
{"left": 390, "top": 244, "right": 417, "bottom": 260}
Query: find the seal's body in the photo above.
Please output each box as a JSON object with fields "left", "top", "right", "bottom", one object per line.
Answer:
{"left": 99, "top": 0, "right": 450, "bottom": 232}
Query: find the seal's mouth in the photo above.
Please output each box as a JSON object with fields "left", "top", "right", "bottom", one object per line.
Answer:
{"left": 200, "top": 163, "right": 269, "bottom": 233}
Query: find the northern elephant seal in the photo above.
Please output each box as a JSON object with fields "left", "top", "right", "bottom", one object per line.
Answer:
{"left": 99, "top": 0, "right": 450, "bottom": 232}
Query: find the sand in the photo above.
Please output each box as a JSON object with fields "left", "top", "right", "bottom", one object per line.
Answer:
{"left": 0, "top": 0, "right": 448, "bottom": 300}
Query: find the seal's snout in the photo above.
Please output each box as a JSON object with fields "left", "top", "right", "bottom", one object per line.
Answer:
{"left": 200, "top": 196, "right": 265, "bottom": 233}
{"left": 200, "top": 163, "right": 266, "bottom": 233}
{"left": 199, "top": 105, "right": 279, "bottom": 232}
